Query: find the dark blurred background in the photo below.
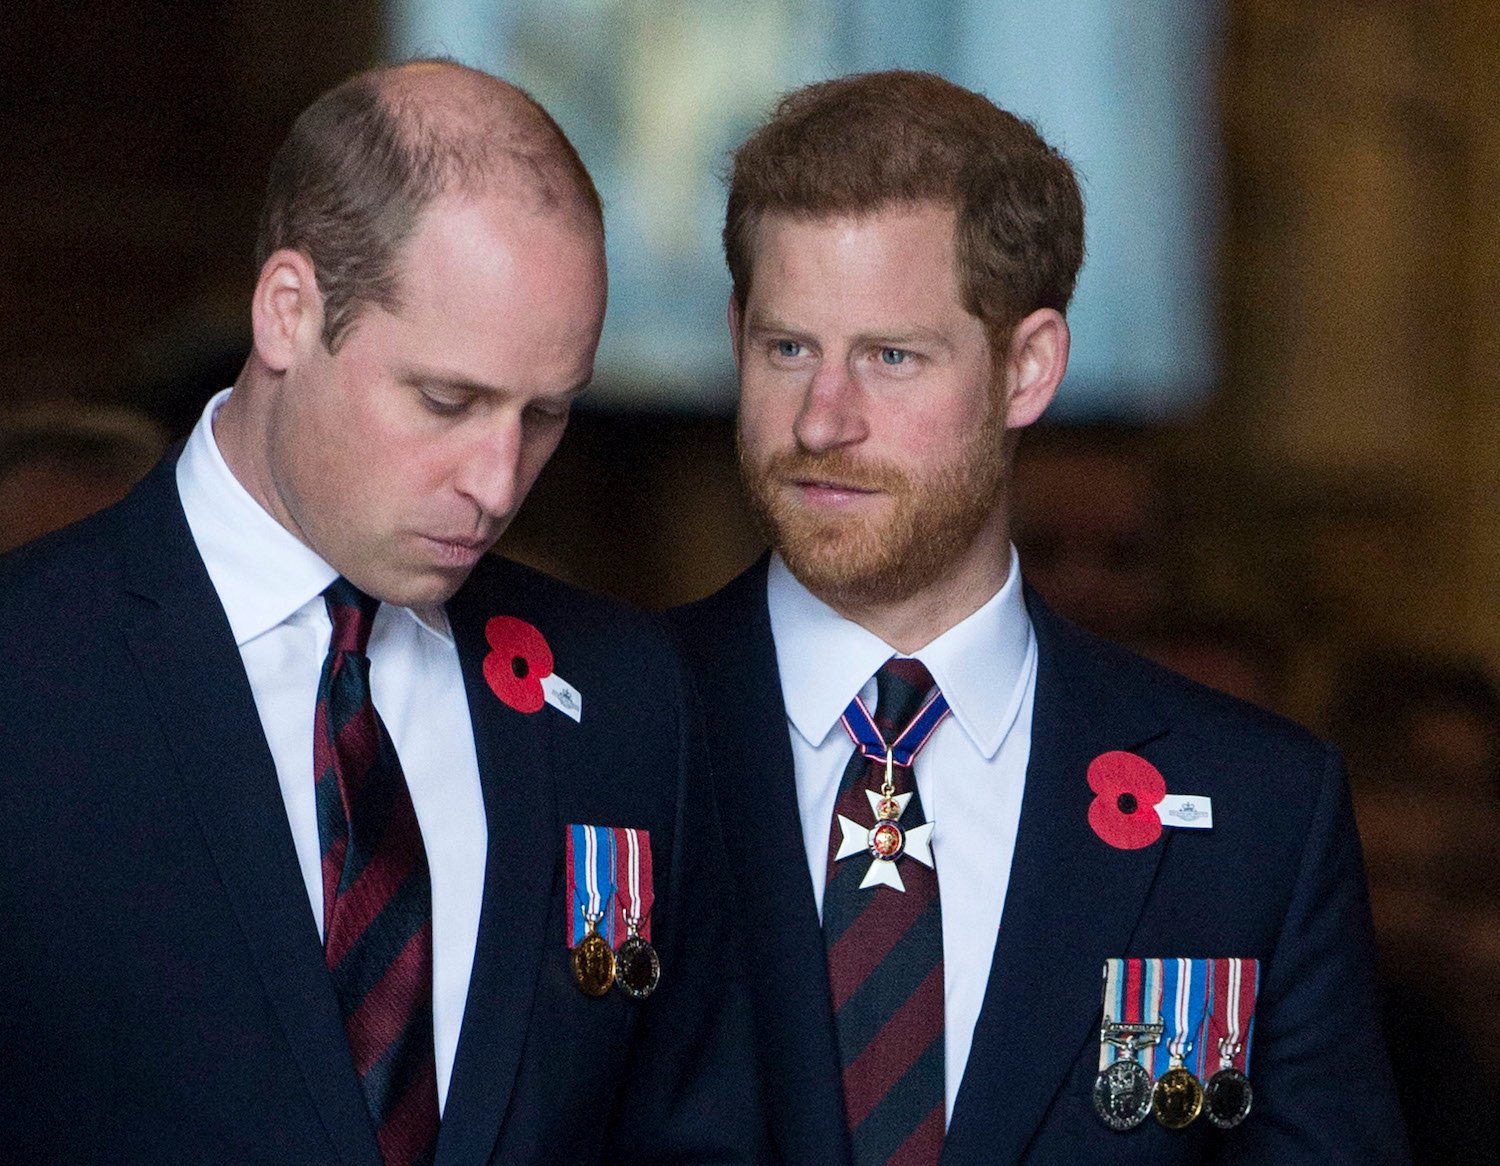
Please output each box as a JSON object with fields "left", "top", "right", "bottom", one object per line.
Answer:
{"left": 2, "top": 2, "right": 1497, "bottom": 1158}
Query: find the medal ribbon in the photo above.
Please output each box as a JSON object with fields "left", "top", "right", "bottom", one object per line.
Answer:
{"left": 1160, "top": 958, "right": 1211, "bottom": 1077}
{"left": 839, "top": 683, "right": 951, "bottom": 767}
{"left": 1206, "top": 958, "right": 1260, "bottom": 1073}
{"left": 1100, "top": 958, "right": 1165, "bottom": 1070}
{"left": 610, "top": 826, "right": 654, "bottom": 943}
{"left": 567, "top": 824, "right": 617, "bottom": 947}
{"left": 1100, "top": 959, "right": 1125, "bottom": 1071}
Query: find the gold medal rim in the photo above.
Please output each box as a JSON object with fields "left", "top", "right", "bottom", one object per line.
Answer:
{"left": 571, "top": 931, "right": 617, "bottom": 997}
{"left": 614, "top": 934, "right": 661, "bottom": 999}
{"left": 1092, "top": 1059, "right": 1154, "bottom": 1131}
{"left": 1152, "top": 1066, "right": 1205, "bottom": 1130}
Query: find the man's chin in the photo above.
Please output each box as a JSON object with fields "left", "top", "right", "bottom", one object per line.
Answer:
{"left": 773, "top": 517, "right": 908, "bottom": 607}
{"left": 358, "top": 563, "right": 475, "bottom": 610}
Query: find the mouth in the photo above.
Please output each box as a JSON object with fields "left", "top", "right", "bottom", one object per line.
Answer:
{"left": 790, "top": 477, "right": 881, "bottom": 506}
{"left": 417, "top": 534, "right": 491, "bottom": 569}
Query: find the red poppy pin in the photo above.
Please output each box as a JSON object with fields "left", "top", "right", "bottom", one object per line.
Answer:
{"left": 1087, "top": 751, "right": 1216, "bottom": 849}
{"left": 483, "top": 616, "right": 582, "bottom": 721}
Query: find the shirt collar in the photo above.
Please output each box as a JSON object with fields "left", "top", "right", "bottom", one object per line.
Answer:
{"left": 766, "top": 546, "right": 1035, "bottom": 759}
{"left": 175, "top": 388, "right": 452, "bottom": 648}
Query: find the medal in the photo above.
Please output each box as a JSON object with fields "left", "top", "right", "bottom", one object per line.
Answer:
{"left": 567, "top": 824, "right": 618, "bottom": 996}
{"left": 832, "top": 687, "right": 949, "bottom": 893}
{"left": 612, "top": 827, "right": 660, "bottom": 999}
{"left": 1204, "top": 1065, "right": 1253, "bottom": 1129}
{"left": 1203, "top": 958, "right": 1259, "bottom": 1129}
{"left": 1094, "top": 959, "right": 1164, "bottom": 1130}
{"left": 1093, "top": 1042, "right": 1156, "bottom": 1130}
{"left": 572, "top": 916, "right": 616, "bottom": 996}
{"left": 615, "top": 930, "right": 660, "bottom": 999}
{"left": 1152, "top": 957, "right": 1208, "bottom": 1129}
{"left": 1153, "top": 1065, "right": 1204, "bottom": 1130}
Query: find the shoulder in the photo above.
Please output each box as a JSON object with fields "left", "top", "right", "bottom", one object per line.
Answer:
{"left": 0, "top": 503, "right": 128, "bottom": 630}
{"left": 1034, "top": 590, "right": 1327, "bottom": 742}
{"left": 664, "top": 557, "right": 770, "bottom": 672}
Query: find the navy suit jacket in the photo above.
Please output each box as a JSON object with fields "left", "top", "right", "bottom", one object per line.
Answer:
{"left": 0, "top": 456, "right": 766, "bottom": 1165}
{"left": 668, "top": 557, "right": 1409, "bottom": 1165}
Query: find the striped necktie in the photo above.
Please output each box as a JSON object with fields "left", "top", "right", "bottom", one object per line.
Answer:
{"left": 314, "top": 578, "right": 440, "bottom": 1166}
{"left": 823, "top": 658, "right": 946, "bottom": 1165}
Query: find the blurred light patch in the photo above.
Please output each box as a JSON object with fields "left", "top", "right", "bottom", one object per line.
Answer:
{"left": 389, "top": 0, "right": 1222, "bottom": 419}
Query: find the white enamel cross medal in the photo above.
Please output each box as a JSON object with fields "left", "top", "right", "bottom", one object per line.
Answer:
{"left": 834, "top": 748, "right": 936, "bottom": 892}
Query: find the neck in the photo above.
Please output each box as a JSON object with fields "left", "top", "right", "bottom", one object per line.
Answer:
{"left": 214, "top": 364, "right": 293, "bottom": 537}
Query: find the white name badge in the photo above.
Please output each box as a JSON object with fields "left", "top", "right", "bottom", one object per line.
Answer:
{"left": 1156, "top": 794, "right": 1213, "bottom": 829}
{"left": 542, "top": 672, "right": 582, "bottom": 723}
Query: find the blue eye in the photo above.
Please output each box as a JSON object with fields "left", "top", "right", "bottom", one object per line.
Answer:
{"left": 774, "top": 340, "right": 803, "bottom": 359}
{"left": 879, "top": 348, "right": 910, "bottom": 366}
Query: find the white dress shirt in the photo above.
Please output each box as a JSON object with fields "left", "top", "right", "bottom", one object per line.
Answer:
{"left": 767, "top": 549, "right": 1037, "bottom": 1124}
{"left": 176, "top": 388, "right": 486, "bottom": 1113}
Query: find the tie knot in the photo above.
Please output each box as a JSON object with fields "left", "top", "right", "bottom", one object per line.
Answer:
{"left": 874, "top": 657, "right": 935, "bottom": 738}
{"left": 323, "top": 577, "right": 380, "bottom": 656}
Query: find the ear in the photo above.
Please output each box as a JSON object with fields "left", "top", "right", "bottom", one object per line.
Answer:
{"left": 250, "top": 248, "right": 324, "bottom": 373}
{"left": 726, "top": 294, "right": 744, "bottom": 374}
{"left": 1001, "top": 308, "right": 1070, "bottom": 430}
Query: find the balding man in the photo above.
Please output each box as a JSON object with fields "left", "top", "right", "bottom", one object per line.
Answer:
{"left": 0, "top": 62, "right": 763, "bottom": 1165}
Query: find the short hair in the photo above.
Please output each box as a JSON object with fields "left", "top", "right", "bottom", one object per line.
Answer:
{"left": 725, "top": 71, "right": 1084, "bottom": 345}
{"left": 255, "top": 60, "right": 603, "bottom": 352}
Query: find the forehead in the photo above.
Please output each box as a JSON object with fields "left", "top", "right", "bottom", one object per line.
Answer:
{"left": 396, "top": 192, "right": 604, "bottom": 308}
{"left": 359, "top": 192, "right": 605, "bottom": 383}
{"left": 744, "top": 203, "right": 966, "bottom": 320}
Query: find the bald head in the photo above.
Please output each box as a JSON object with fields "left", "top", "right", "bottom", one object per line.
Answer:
{"left": 255, "top": 59, "right": 602, "bottom": 351}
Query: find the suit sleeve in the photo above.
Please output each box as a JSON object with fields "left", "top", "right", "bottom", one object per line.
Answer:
{"left": 1217, "top": 746, "right": 1410, "bottom": 1164}
{"left": 603, "top": 625, "right": 773, "bottom": 1165}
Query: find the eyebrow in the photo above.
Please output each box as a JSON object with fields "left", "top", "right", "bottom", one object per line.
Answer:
{"left": 400, "top": 368, "right": 591, "bottom": 402}
{"left": 744, "top": 314, "right": 955, "bottom": 353}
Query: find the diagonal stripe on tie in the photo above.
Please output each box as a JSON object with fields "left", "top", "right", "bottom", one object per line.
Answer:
{"left": 826, "top": 879, "right": 934, "bottom": 1010}
{"left": 833, "top": 894, "right": 944, "bottom": 1065}
{"left": 854, "top": 1047, "right": 947, "bottom": 1166}
{"left": 841, "top": 963, "right": 945, "bottom": 1124}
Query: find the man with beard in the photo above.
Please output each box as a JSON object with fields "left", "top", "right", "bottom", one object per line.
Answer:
{"left": 1, "top": 61, "right": 762, "bottom": 1165}
{"left": 669, "top": 72, "right": 1406, "bottom": 1165}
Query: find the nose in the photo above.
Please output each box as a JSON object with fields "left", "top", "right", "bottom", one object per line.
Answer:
{"left": 453, "top": 416, "right": 523, "bottom": 524}
{"left": 792, "top": 361, "right": 868, "bottom": 453}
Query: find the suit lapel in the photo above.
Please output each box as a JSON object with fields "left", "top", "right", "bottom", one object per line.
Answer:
{"left": 118, "top": 461, "right": 381, "bottom": 1165}
{"left": 686, "top": 562, "right": 853, "bottom": 1166}
{"left": 943, "top": 591, "right": 1173, "bottom": 1163}
{"left": 433, "top": 581, "right": 558, "bottom": 1166}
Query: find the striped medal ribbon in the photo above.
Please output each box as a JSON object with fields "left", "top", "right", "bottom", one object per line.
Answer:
{"left": 612, "top": 827, "right": 659, "bottom": 999}
{"left": 1204, "top": 958, "right": 1259, "bottom": 1128}
{"left": 1153, "top": 959, "right": 1210, "bottom": 1128}
{"left": 1094, "top": 959, "right": 1165, "bottom": 1130}
{"left": 567, "top": 824, "right": 617, "bottom": 996}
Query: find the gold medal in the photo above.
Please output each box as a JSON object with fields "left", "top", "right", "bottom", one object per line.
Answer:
{"left": 1152, "top": 1062, "right": 1205, "bottom": 1129}
{"left": 572, "top": 918, "right": 616, "bottom": 997}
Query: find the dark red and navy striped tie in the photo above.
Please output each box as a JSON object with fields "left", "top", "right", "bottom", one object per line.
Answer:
{"left": 823, "top": 658, "right": 945, "bottom": 1166}
{"left": 314, "top": 578, "right": 440, "bottom": 1166}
